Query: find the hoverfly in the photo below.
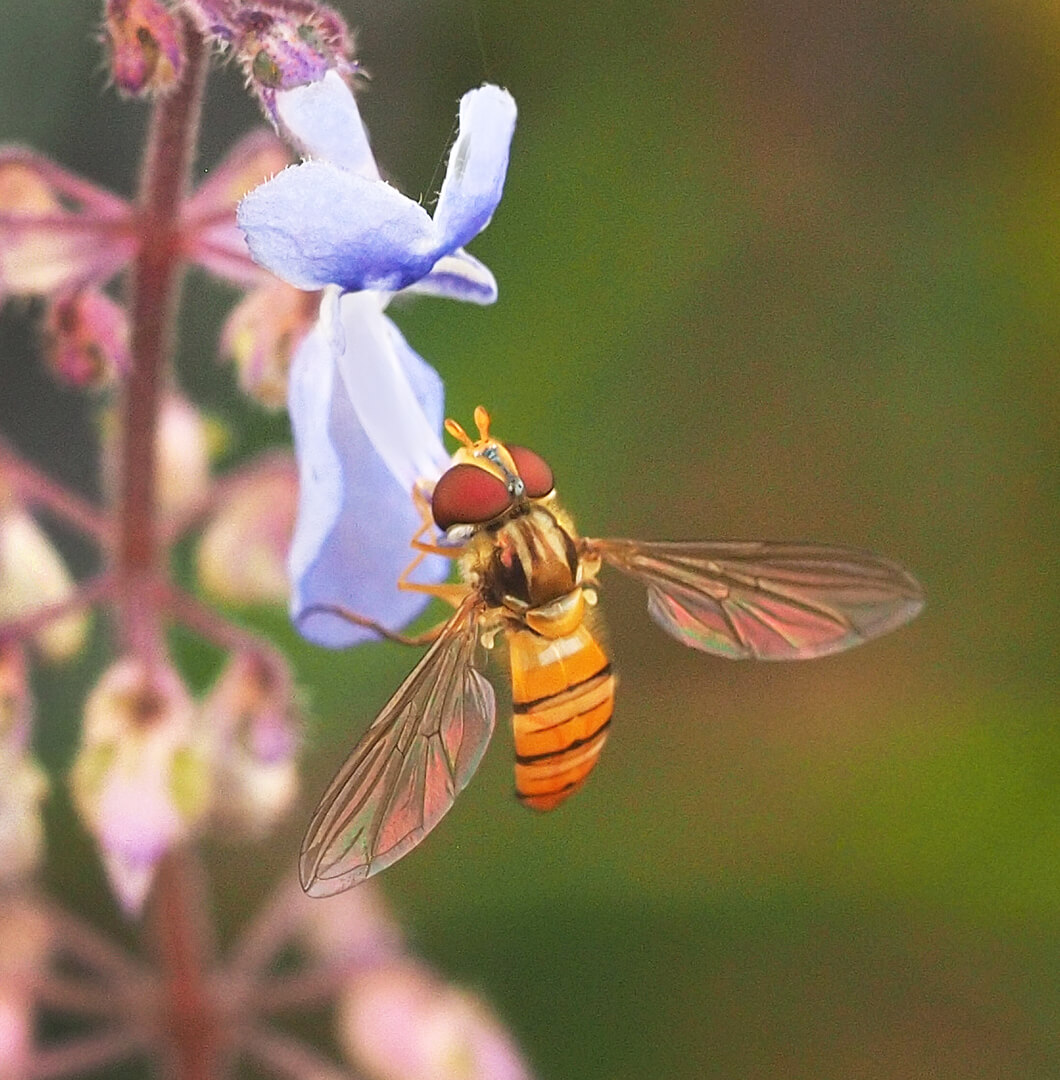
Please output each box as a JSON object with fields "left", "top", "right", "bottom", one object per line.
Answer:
{"left": 300, "top": 407, "right": 923, "bottom": 895}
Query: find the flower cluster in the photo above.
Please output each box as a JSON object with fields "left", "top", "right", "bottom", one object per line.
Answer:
{"left": 0, "top": 0, "right": 528, "bottom": 1077}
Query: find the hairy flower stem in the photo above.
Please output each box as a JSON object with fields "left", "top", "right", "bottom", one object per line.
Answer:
{"left": 118, "top": 14, "right": 206, "bottom": 658}
{"left": 151, "top": 851, "right": 220, "bottom": 1080}
{"left": 121, "top": 18, "right": 217, "bottom": 1080}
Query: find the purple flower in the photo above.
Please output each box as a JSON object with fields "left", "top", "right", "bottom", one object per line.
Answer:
{"left": 237, "top": 73, "right": 517, "bottom": 648}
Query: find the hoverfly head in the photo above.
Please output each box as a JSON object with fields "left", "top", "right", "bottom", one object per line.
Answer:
{"left": 432, "top": 408, "right": 557, "bottom": 534}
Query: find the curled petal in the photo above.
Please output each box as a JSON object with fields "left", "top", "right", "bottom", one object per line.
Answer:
{"left": 287, "top": 295, "right": 449, "bottom": 648}
{"left": 238, "top": 83, "right": 515, "bottom": 295}
{"left": 197, "top": 453, "right": 298, "bottom": 605}
{"left": 433, "top": 85, "right": 517, "bottom": 253}
{"left": 404, "top": 250, "right": 497, "bottom": 306}
{"left": 238, "top": 161, "right": 437, "bottom": 292}
{"left": 332, "top": 291, "right": 449, "bottom": 492}
{"left": 274, "top": 69, "right": 379, "bottom": 177}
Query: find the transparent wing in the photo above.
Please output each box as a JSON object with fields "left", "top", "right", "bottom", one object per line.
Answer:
{"left": 585, "top": 538, "right": 923, "bottom": 660}
{"left": 299, "top": 595, "right": 495, "bottom": 895}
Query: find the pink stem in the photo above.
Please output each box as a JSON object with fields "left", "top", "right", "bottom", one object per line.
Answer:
{"left": 0, "top": 438, "right": 111, "bottom": 544}
{"left": 116, "top": 12, "right": 207, "bottom": 659}
{"left": 150, "top": 850, "right": 221, "bottom": 1080}
{"left": 44, "top": 900, "right": 150, "bottom": 984}
{"left": 227, "top": 875, "right": 306, "bottom": 976}
{"left": 0, "top": 573, "right": 114, "bottom": 647}
{"left": 237, "top": 1026, "right": 352, "bottom": 1080}
{"left": 160, "top": 582, "right": 288, "bottom": 676}
{"left": 29, "top": 1029, "right": 148, "bottom": 1080}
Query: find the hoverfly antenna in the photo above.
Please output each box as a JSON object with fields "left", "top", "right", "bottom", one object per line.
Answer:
{"left": 473, "top": 406, "right": 492, "bottom": 441}
{"left": 444, "top": 417, "right": 474, "bottom": 448}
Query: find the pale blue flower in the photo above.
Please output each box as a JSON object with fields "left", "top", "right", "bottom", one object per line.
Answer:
{"left": 238, "top": 73, "right": 516, "bottom": 298}
{"left": 287, "top": 290, "right": 451, "bottom": 647}
{"left": 237, "top": 72, "right": 517, "bottom": 648}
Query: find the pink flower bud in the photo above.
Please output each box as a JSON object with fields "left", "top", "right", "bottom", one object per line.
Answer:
{"left": 0, "top": 505, "right": 89, "bottom": 662}
{"left": 201, "top": 651, "right": 300, "bottom": 836}
{"left": 187, "top": 0, "right": 356, "bottom": 122}
{"left": 338, "top": 962, "right": 533, "bottom": 1080}
{"left": 0, "top": 645, "right": 32, "bottom": 755}
{"left": 196, "top": 453, "right": 297, "bottom": 605}
{"left": 220, "top": 282, "right": 317, "bottom": 408}
{"left": 43, "top": 288, "right": 130, "bottom": 389}
{"left": 103, "top": 0, "right": 184, "bottom": 97}
{"left": 71, "top": 657, "right": 210, "bottom": 914}
{"left": 0, "top": 648, "right": 47, "bottom": 880}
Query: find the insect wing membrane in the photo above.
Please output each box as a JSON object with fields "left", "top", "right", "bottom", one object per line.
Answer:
{"left": 299, "top": 597, "right": 495, "bottom": 895}
{"left": 587, "top": 538, "right": 923, "bottom": 660}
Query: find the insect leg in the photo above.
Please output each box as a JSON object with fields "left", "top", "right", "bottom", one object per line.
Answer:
{"left": 396, "top": 481, "right": 469, "bottom": 607}
{"left": 297, "top": 604, "right": 449, "bottom": 646}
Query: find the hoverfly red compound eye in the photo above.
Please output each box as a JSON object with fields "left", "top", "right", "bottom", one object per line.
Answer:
{"left": 506, "top": 445, "right": 554, "bottom": 499}
{"left": 431, "top": 464, "right": 514, "bottom": 531}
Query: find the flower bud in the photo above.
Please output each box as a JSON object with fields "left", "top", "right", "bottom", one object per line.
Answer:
{"left": 0, "top": 648, "right": 47, "bottom": 884}
{"left": 100, "top": 391, "right": 214, "bottom": 523}
{"left": 0, "top": 505, "right": 89, "bottom": 662}
{"left": 197, "top": 454, "right": 297, "bottom": 605}
{"left": 0, "top": 898, "right": 50, "bottom": 1080}
{"left": 43, "top": 288, "right": 130, "bottom": 389}
{"left": 0, "top": 756, "right": 48, "bottom": 886}
{"left": 103, "top": 0, "right": 184, "bottom": 97}
{"left": 220, "top": 282, "right": 317, "bottom": 409}
{"left": 71, "top": 657, "right": 210, "bottom": 914}
{"left": 187, "top": 0, "right": 355, "bottom": 123}
{"left": 155, "top": 393, "right": 215, "bottom": 518}
{"left": 201, "top": 651, "right": 299, "bottom": 837}
{"left": 338, "top": 962, "right": 532, "bottom": 1080}
{"left": 0, "top": 644, "right": 31, "bottom": 755}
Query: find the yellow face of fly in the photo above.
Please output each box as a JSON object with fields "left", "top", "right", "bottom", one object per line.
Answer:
{"left": 443, "top": 406, "right": 525, "bottom": 500}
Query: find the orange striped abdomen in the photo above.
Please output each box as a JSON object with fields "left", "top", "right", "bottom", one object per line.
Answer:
{"left": 508, "top": 625, "right": 615, "bottom": 812}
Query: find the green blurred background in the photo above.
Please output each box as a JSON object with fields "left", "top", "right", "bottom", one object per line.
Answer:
{"left": 2, "top": 1, "right": 1058, "bottom": 1076}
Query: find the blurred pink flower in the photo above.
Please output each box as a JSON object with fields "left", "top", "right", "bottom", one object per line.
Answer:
{"left": 71, "top": 657, "right": 211, "bottom": 914}
{"left": 0, "top": 129, "right": 290, "bottom": 331}
{"left": 339, "top": 962, "right": 532, "bottom": 1080}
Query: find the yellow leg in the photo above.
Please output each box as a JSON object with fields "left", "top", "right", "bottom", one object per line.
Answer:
{"left": 395, "top": 481, "right": 470, "bottom": 608}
